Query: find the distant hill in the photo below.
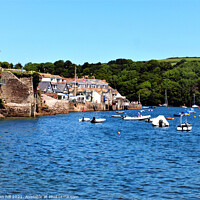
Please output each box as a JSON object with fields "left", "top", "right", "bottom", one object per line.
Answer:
{"left": 158, "top": 57, "right": 200, "bottom": 65}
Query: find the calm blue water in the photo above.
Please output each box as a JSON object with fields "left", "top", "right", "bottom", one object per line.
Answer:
{"left": 0, "top": 107, "right": 200, "bottom": 200}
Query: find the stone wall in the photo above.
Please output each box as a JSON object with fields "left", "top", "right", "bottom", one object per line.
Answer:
{"left": 0, "top": 71, "right": 35, "bottom": 117}
{"left": 128, "top": 103, "right": 142, "bottom": 110}
{"left": 40, "top": 94, "right": 69, "bottom": 115}
{"left": 68, "top": 101, "right": 107, "bottom": 112}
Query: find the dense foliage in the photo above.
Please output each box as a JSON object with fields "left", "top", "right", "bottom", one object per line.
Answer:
{"left": 1, "top": 58, "right": 200, "bottom": 106}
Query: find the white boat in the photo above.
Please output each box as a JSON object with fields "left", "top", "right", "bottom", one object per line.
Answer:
{"left": 177, "top": 123, "right": 192, "bottom": 131}
{"left": 187, "top": 108, "right": 195, "bottom": 113}
{"left": 152, "top": 115, "right": 169, "bottom": 127}
{"left": 192, "top": 94, "right": 199, "bottom": 108}
{"left": 123, "top": 115, "right": 151, "bottom": 121}
{"left": 79, "top": 117, "right": 90, "bottom": 122}
{"left": 91, "top": 117, "right": 106, "bottom": 123}
{"left": 177, "top": 113, "right": 192, "bottom": 131}
{"left": 111, "top": 115, "right": 121, "bottom": 117}
{"left": 116, "top": 111, "right": 124, "bottom": 113}
{"left": 192, "top": 104, "right": 199, "bottom": 108}
{"left": 143, "top": 106, "right": 149, "bottom": 109}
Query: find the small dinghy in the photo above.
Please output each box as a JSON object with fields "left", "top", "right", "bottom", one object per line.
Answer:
{"left": 91, "top": 117, "right": 106, "bottom": 123}
{"left": 116, "top": 111, "right": 124, "bottom": 113}
{"left": 111, "top": 115, "right": 121, "bottom": 117}
{"left": 187, "top": 108, "right": 195, "bottom": 113}
{"left": 79, "top": 117, "right": 90, "bottom": 122}
{"left": 152, "top": 115, "right": 169, "bottom": 127}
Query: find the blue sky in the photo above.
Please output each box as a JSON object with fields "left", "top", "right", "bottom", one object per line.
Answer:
{"left": 0, "top": 0, "right": 200, "bottom": 65}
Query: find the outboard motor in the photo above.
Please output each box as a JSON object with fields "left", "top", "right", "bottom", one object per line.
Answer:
{"left": 91, "top": 117, "right": 96, "bottom": 123}
{"left": 159, "top": 120, "right": 163, "bottom": 127}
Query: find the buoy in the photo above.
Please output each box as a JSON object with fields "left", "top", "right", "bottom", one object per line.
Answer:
{"left": 118, "top": 132, "right": 120, "bottom": 135}
{"left": 194, "top": 116, "right": 196, "bottom": 118}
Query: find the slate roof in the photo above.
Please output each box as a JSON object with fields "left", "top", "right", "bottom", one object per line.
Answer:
{"left": 52, "top": 83, "right": 68, "bottom": 93}
{"left": 39, "top": 82, "right": 52, "bottom": 92}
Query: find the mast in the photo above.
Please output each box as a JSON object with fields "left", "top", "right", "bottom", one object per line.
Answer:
{"left": 74, "top": 66, "right": 76, "bottom": 96}
{"left": 165, "top": 89, "right": 168, "bottom": 106}
{"left": 138, "top": 93, "right": 141, "bottom": 104}
{"left": 193, "top": 94, "right": 195, "bottom": 105}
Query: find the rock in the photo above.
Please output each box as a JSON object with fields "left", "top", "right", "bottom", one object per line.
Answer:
{"left": 0, "top": 114, "right": 6, "bottom": 119}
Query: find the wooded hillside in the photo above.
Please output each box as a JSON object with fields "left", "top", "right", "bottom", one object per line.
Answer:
{"left": 1, "top": 57, "right": 200, "bottom": 106}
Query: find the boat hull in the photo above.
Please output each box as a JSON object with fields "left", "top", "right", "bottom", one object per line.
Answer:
{"left": 177, "top": 124, "right": 192, "bottom": 131}
{"left": 151, "top": 115, "right": 169, "bottom": 127}
{"left": 91, "top": 119, "right": 106, "bottom": 123}
{"left": 123, "top": 115, "right": 151, "bottom": 121}
{"left": 79, "top": 118, "right": 90, "bottom": 122}
{"left": 116, "top": 111, "right": 124, "bottom": 113}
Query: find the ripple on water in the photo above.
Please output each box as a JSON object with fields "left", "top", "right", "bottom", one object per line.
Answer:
{"left": 0, "top": 108, "right": 200, "bottom": 199}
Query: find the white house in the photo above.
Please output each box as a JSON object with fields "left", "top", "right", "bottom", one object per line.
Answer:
{"left": 92, "top": 90, "right": 101, "bottom": 104}
{"left": 40, "top": 73, "right": 64, "bottom": 83}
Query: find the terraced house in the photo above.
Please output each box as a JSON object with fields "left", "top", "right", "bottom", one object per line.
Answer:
{"left": 39, "top": 73, "right": 131, "bottom": 110}
{"left": 39, "top": 73, "right": 69, "bottom": 100}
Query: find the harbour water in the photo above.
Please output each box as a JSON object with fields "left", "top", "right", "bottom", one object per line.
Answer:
{"left": 0, "top": 107, "right": 200, "bottom": 199}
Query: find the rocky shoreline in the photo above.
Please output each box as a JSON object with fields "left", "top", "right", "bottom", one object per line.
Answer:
{"left": 0, "top": 94, "right": 142, "bottom": 119}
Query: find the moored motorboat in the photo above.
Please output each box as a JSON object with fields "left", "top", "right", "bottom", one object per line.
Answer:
{"left": 152, "top": 115, "right": 169, "bottom": 127}
{"left": 123, "top": 115, "right": 151, "bottom": 121}
{"left": 116, "top": 111, "right": 124, "bottom": 113}
{"left": 79, "top": 117, "right": 90, "bottom": 122}
{"left": 111, "top": 115, "right": 121, "bottom": 117}
{"left": 177, "top": 112, "right": 192, "bottom": 131}
{"left": 177, "top": 123, "right": 192, "bottom": 131}
{"left": 192, "top": 94, "right": 198, "bottom": 108}
{"left": 142, "top": 106, "right": 149, "bottom": 109}
{"left": 192, "top": 104, "right": 199, "bottom": 108}
{"left": 181, "top": 105, "right": 187, "bottom": 108}
{"left": 187, "top": 108, "right": 195, "bottom": 113}
{"left": 91, "top": 117, "right": 106, "bottom": 123}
